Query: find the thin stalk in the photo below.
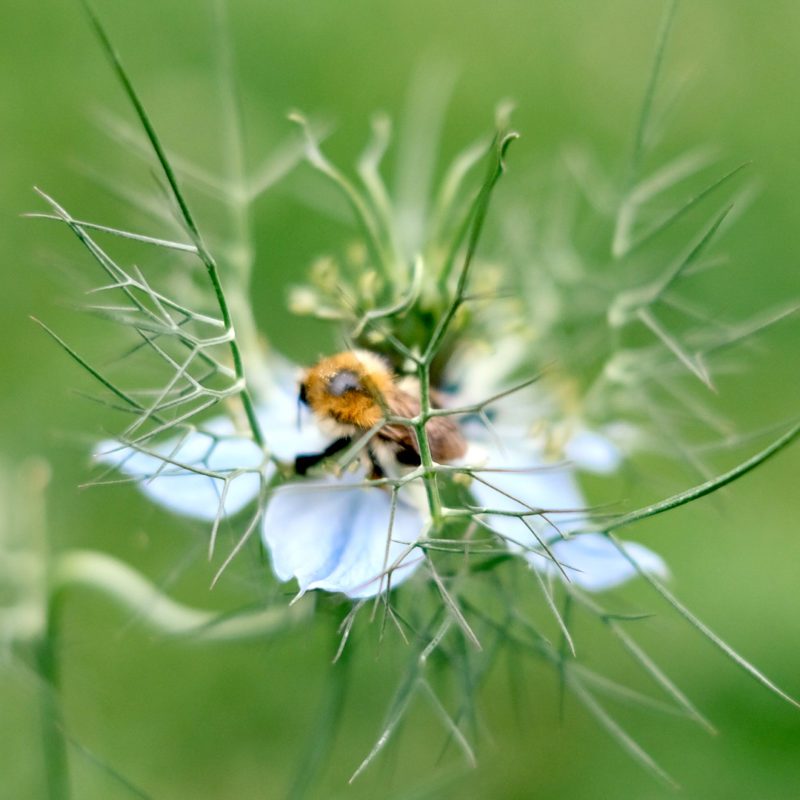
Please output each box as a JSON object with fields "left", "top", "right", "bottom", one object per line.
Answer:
{"left": 211, "top": 1, "right": 274, "bottom": 399}
{"left": 36, "top": 595, "right": 69, "bottom": 800}
{"left": 415, "top": 362, "right": 443, "bottom": 524}
{"left": 82, "top": 2, "right": 266, "bottom": 448}
{"left": 423, "top": 130, "right": 517, "bottom": 363}
{"left": 629, "top": 0, "right": 678, "bottom": 181}
{"left": 602, "top": 419, "right": 800, "bottom": 534}
{"left": 214, "top": 0, "right": 252, "bottom": 276}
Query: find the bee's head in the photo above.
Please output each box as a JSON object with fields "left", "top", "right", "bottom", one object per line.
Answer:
{"left": 299, "top": 350, "right": 394, "bottom": 428}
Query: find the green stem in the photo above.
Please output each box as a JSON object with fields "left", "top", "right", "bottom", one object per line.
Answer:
{"left": 82, "top": 2, "right": 266, "bottom": 449}
{"left": 225, "top": 284, "right": 272, "bottom": 400}
{"left": 603, "top": 419, "right": 800, "bottom": 534}
{"left": 214, "top": 0, "right": 252, "bottom": 280}
{"left": 629, "top": 0, "right": 678, "bottom": 182}
{"left": 36, "top": 596, "right": 69, "bottom": 800}
{"left": 415, "top": 363, "right": 443, "bottom": 524}
{"left": 557, "top": 592, "right": 573, "bottom": 722}
{"left": 424, "top": 130, "right": 516, "bottom": 363}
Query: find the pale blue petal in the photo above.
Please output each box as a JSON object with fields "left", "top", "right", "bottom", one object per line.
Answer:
{"left": 467, "top": 440, "right": 666, "bottom": 592}
{"left": 256, "top": 386, "right": 331, "bottom": 462}
{"left": 94, "top": 361, "right": 332, "bottom": 521}
{"left": 468, "top": 442, "right": 586, "bottom": 545}
{"left": 262, "top": 473, "right": 423, "bottom": 598}
{"left": 95, "top": 421, "right": 265, "bottom": 521}
{"left": 545, "top": 534, "right": 668, "bottom": 592}
{"left": 565, "top": 429, "right": 622, "bottom": 474}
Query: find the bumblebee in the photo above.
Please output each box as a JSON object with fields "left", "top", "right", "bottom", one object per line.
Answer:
{"left": 296, "top": 350, "right": 467, "bottom": 476}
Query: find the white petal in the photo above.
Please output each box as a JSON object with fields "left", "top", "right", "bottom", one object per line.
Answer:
{"left": 467, "top": 442, "right": 587, "bottom": 545}
{"left": 256, "top": 388, "right": 331, "bottom": 462}
{"left": 262, "top": 472, "right": 423, "bottom": 598}
{"left": 93, "top": 360, "right": 333, "bottom": 522}
{"left": 545, "top": 534, "right": 668, "bottom": 592}
{"left": 466, "top": 439, "right": 666, "bottom": 592}
{"left": 96, "top": 425, "right": 266, "bottom": 521}
{"left": 565, "top": 429, "right": 622, "bottom": 474}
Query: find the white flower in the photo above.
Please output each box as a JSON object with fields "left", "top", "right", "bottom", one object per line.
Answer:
{"left": 96, "top": 354, "right": 666, "bottom": 599}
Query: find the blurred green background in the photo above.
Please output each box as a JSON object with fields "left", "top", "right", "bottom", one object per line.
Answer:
{"left": 2, "top": 1, "right": 799, "bottom": 798}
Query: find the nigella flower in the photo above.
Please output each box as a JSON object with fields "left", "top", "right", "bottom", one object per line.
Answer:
{"left": 97, "top": 349, "right": 666, "bottom": 599}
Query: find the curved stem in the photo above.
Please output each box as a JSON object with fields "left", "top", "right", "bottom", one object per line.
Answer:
{"left": 50, "top": 550, "right": 312, "bottom": 643}
{"left": 602, "top": 419, "right": 800, "bottom": 534}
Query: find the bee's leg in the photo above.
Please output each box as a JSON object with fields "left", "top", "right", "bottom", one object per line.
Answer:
{"left": 294, "top": 437, "right": 351, "bottom": 476}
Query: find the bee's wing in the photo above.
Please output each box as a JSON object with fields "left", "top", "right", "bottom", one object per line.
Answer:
{"left": 383, "top": 387, "right": 467, "bottom": 464}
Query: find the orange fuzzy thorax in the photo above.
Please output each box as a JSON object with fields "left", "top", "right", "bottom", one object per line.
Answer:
{"left": 302, "top": 350, "right": 395, "bottom": 430}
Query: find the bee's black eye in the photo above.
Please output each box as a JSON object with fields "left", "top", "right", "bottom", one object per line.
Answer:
{"left": 328, "top": 369, "right": 361, "bottom": 397}
{"left": 298, "top": 382, "right": 309, "bottom": 406}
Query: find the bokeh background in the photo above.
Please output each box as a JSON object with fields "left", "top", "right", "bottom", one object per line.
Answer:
{"left": 2, "top": 1, "right": 799, "bottom": 798}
